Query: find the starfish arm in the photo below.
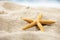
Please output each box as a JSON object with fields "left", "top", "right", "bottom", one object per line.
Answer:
{"left": 22, "top": 18, "right": 55, "bottom": 25}
{"left": 21, "top": 18, "right": 33, "bottom": 23}
{"left": 38, "top": 14, "right": 43, "bottom": 19}
{"left": 21, "top": 21, "right": 36, "bottom": 30}
{"left": 37, "top": 21, "right": 44, "bottom": 32}
{"left": 40, "top": 20, "right": 55, "bottom": 25}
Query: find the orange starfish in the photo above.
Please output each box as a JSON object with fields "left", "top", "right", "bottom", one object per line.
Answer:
{"left": 21, "top": 14, "right": 55, "bottom": 32}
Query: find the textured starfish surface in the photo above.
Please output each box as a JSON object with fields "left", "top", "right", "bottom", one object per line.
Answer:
{"left": 21, "top": 14, "right": 55, "bottom": 32}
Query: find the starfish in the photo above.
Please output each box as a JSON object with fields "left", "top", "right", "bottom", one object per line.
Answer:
{"left": 21, "top": 14, "right": 55, "bottom": 32}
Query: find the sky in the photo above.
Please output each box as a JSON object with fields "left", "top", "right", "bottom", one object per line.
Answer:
{"left": 0, "top": 0, "right": 60, "bottom": 8}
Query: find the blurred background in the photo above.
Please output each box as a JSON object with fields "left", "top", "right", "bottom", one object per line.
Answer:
{"left": 0, "top": 0, "right": 60, "bottom": 8}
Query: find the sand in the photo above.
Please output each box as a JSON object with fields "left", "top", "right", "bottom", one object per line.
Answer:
{"left": 0, "top": 2, "right": 60, "bottom": 40}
